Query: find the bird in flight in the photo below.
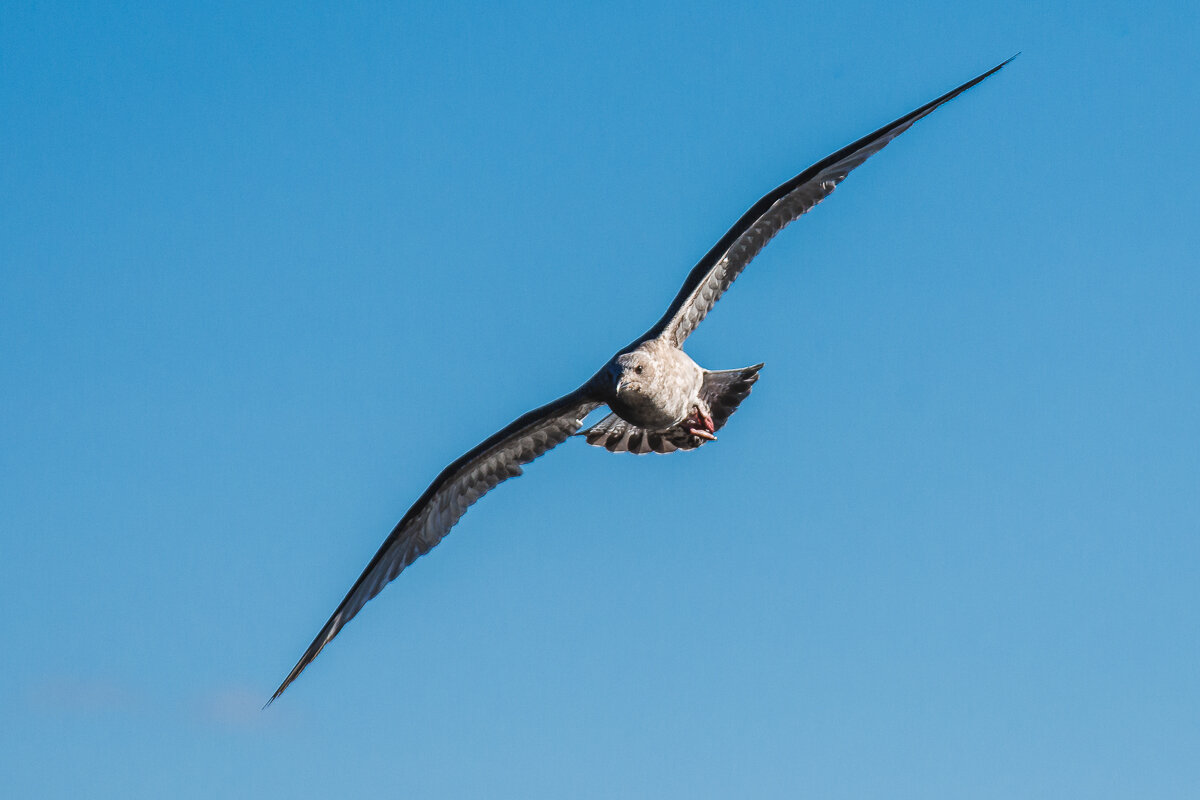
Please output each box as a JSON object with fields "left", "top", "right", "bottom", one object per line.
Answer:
{"left": 268, "top": 57, "right": 1014, "bottom": 704}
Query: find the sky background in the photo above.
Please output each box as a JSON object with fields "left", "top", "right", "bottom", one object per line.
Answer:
{"left": 3, "top": 1, "right": 1198, "bottom": 797}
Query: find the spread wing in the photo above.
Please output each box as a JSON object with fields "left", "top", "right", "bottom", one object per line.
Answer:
{"left": 648, "top": 56, "right": 1015, "bottom": 347}
{"left": 268, "top": 389, "right": 601, "bottom": 704}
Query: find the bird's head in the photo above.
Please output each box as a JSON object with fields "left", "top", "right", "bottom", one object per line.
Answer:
{"left": 612, "top": 349, "right": 657, "bottom": 401}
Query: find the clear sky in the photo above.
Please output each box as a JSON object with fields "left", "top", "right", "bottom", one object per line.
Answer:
{"left": 3, "top": 1, "right": 1198, "bottom": 797}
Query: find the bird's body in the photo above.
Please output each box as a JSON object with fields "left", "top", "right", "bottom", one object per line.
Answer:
{"left": 585, "top": 339, "right": 761, "bottom": 453}
{"left": 267, "top": 57, "right": 1015, "bottom": 704}
{"left": 605, "top": 341, "right": 706, "bottom": 430}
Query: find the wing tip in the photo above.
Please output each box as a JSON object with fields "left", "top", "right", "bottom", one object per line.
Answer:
{"left": 938, "top": 53, "right": 1019, "bottom": 108}
{"left": 263, "top": 627, "right": 336, "bottom": 708}
{"left": 982, "top": 53, "right": 1019, "bottom": 81}
{"left": 263, "top": 662, "right": 304, "bottom": 709}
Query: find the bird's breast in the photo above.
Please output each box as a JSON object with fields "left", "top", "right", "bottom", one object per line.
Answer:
{"left": 608, "top": 392, "right": 684, "bottom": 430}
{"left": 609, "top": 358, "right": 702, "bottom": 431}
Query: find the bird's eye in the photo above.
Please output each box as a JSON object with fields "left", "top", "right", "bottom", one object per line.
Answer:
{"left": 634, "top": 365, "right": 644, "bottom": 375}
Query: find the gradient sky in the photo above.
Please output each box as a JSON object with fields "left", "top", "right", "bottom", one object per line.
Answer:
{"left": 3, "top": 2, "right": 1198, "bottom": 798}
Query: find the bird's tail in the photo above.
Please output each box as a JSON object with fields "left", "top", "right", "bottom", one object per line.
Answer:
{"left": 578, "top": 413, "right": 688, "bottom": 454}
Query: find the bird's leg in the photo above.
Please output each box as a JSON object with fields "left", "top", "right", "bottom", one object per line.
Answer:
{"left": 685, "top": 406, "right": 716, "bottom": 441}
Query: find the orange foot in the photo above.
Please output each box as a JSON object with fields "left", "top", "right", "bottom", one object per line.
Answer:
{"left": 684, "top": 406, "right": 716, "bottom": 441}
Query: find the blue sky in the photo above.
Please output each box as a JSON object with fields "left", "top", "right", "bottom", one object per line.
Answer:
{"left": 2, "top": 1, "right": 1198, "bottom": 797}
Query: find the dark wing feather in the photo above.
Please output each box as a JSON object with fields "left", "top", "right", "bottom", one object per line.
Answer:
{"left": 268, "top": 389, "right": 600, "bottom": 704}
{"left": 648, "top": 56, "right": 1015, "bottom": 347}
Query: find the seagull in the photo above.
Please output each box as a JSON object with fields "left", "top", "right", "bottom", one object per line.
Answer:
{"left": 268, "top": 57, "right": 1014, "bottom": 703}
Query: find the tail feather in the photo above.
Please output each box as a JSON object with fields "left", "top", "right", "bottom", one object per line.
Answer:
{"left": 578, "top": 413, "right": 687, "bottom": 454}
